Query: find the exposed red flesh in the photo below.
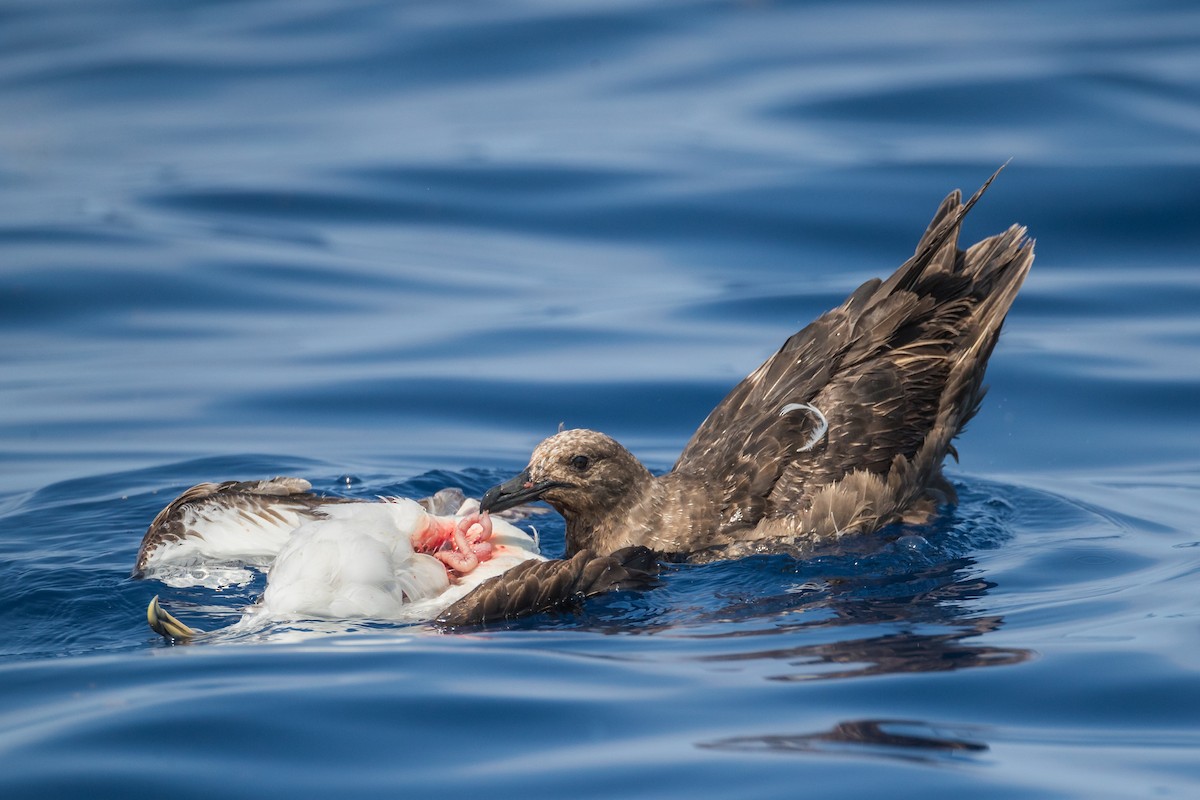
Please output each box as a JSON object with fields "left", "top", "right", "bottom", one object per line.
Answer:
{"left": 411, "top": 512, "right": 495, "bottom": 575}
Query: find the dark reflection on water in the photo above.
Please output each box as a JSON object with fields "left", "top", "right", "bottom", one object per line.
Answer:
{"left": 451, "top": 481, "right": 1040, "bottom": 684}
{"left": 707, "top": 611, "right": 1031, "bottom": 683}
{"left": 690, "top": 566, "right": 1032, "bottom": 681}
{"left": 701, "top": 718, "right": 989, "bottom": 764}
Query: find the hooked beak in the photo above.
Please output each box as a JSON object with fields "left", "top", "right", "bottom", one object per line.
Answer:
{"left": 480, "top": 470, "right": 570, "bottom": 514}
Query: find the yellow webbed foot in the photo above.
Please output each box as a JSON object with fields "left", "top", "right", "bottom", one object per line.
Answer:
{"left": 147, "top": 595, "right": 200, "bottom": 641}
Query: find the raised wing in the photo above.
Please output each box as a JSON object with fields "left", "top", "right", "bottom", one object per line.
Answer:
{"left": 133, "top": 477, "right": 336, "bottom": 579}
{"left": 672, "top": 167, "right": 1032, "bottom": 531}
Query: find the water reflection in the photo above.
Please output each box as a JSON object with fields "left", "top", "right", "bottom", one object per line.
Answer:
{"left": 689, "top": 560, "right": 1034, "bottom": 681}
{"left": 700, "top": 718, "right": 989, "bottom": 765}
{"left": 713, "top": 618, "right": 1031, "bottom": 682}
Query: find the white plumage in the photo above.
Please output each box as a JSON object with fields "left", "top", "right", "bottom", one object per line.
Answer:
{"left": 136, "top": 481, "right": 544, "bottom": 634}
{"left": 247, "top": 500, "right": 542, "bottom": 624}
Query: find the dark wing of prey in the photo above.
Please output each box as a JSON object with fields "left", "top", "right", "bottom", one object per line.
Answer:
{"left": 671, "top": 167, "right": 1032, "bottom": 530}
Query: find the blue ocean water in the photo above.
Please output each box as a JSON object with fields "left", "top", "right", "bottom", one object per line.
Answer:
{"left": 2, "top": 0, "right": 1199, "bottom": 797}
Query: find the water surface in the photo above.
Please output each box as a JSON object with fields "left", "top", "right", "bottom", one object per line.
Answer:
{"left": 2, "top": 1, "right": 1199, "bottom": 798}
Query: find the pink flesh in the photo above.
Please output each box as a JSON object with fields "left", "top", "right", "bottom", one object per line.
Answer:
{"left": 411, "top": 512, "right": 495, "bottom": 576}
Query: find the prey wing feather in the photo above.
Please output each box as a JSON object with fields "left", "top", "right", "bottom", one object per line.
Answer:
{"left": 133, "top": 477, "right": 339, "bottom": 576}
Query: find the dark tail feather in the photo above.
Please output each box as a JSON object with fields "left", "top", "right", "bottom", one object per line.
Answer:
{"left": 943, "top": 223, "right": 1034, "bottom": 430}
{"left": 436, "top": 547, "right": 658, "bottom": 628}
{"left": 880, "top": 162, "right": 1009, "bottom": 296}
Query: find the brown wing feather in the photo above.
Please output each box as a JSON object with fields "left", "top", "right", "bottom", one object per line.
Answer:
{"left": 672, "top": 167, "right": 1032, "bottom": 534}
{"left": 770, "top": 230, "right": 1033, "bottom": 526}
{"left": 436, "top": 546, "right": 657, "bottom": 627}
